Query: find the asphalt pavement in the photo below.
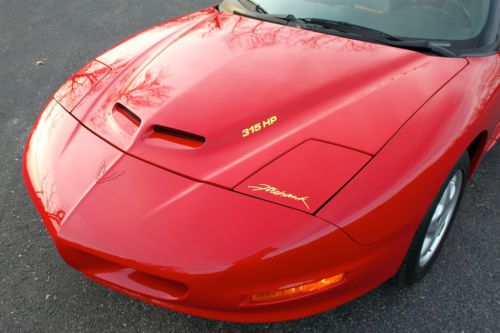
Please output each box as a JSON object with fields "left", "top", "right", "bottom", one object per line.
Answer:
{"left": 0, "top": 1, "right": 498, "bottom": 332}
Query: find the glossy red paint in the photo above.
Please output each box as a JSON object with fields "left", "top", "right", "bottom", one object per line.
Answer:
{"left": 54, "top": 60, "right": 111, "bottom": 112}
{"left": 23, "top": 6, "right": 499, "bottom": 323}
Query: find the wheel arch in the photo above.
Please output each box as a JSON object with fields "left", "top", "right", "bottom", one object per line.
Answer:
{"left": 466, "top": 131, "right": 489, "bottom": 178}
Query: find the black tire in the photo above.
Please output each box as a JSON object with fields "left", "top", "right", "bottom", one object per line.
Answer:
{"left": 394, "top": 151, "right": 470, "bottom": 286}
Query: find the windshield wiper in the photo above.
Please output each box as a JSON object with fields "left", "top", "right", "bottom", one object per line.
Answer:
{"left": 300, "top": 18, "right": 456, "bottom": 57}
{"left": 246, "top": 0, "right": 267, "bottom": 13}
{"left": 233, "top": 0, "right": 268, "bottom": 14}
{"left": 302, "top": 18, "right": 401, "bottom": 41}
{"left": 379, "top": 39, "right": 457, "bottom": 57}
{"left": 224, "top": 3, "right": 457, "bottom": 57}
{"left": 233, "top": 9, "right": 310, "bottom": 30}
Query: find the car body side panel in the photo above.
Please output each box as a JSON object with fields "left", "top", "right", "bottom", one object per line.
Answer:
{"left": 318, "top": 54, "right": 500, "bottom": 245}
{"left": 485, "top": 122, "right": 500, "bottom": 152}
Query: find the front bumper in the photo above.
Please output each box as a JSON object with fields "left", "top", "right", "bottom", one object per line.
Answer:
{"left": 23, "top": 100, "right": 407, "bottom": 322}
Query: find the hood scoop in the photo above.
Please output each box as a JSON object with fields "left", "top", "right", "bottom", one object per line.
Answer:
{"left": 150, "top": 125, "right": 206, "bottom": 149}
{"left": 110, "top": 103, "right": 142, "bottom": 137}
{"left": 111, "top": 103, "right": 205, "bottom": 149}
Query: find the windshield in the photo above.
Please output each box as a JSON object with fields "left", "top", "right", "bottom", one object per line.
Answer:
{"left": 221, "top": 0, "right": 499, "bottom": 55}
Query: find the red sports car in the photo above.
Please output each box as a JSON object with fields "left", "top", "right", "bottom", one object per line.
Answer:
{"left": 23, "top": 0, "right": 499, "bottom": 323}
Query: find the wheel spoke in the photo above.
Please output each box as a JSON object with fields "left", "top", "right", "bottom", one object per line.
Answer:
{"left": 421, "top": 236, "right": 433, "bottom": 257}
{"left": 419, "top": 170, "right": 463, "bottom": 267}
{"left": 431, "top": 203, "right": 444, "bottom": 223}
{"left": 436, "top": 215, "right": 447, "bottom": 236}
{"left": 447, "top": 179, "right": 457, "bottom": 203}
{"left": 442, "top": 185, "right": 452, "bottom": 206}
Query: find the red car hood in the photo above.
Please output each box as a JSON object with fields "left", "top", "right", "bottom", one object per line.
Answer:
{"left": 70, "top": 8, "right": 467, "bottom": 188}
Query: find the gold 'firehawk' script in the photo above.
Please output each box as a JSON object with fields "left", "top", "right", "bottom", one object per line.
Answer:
{"left": 247, "top": 184, "right": 310, "bottom": 210}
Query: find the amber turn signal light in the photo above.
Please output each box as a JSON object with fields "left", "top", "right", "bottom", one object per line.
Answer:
{"left": 250, "top": 273, "right": 345, "bottom": 303}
